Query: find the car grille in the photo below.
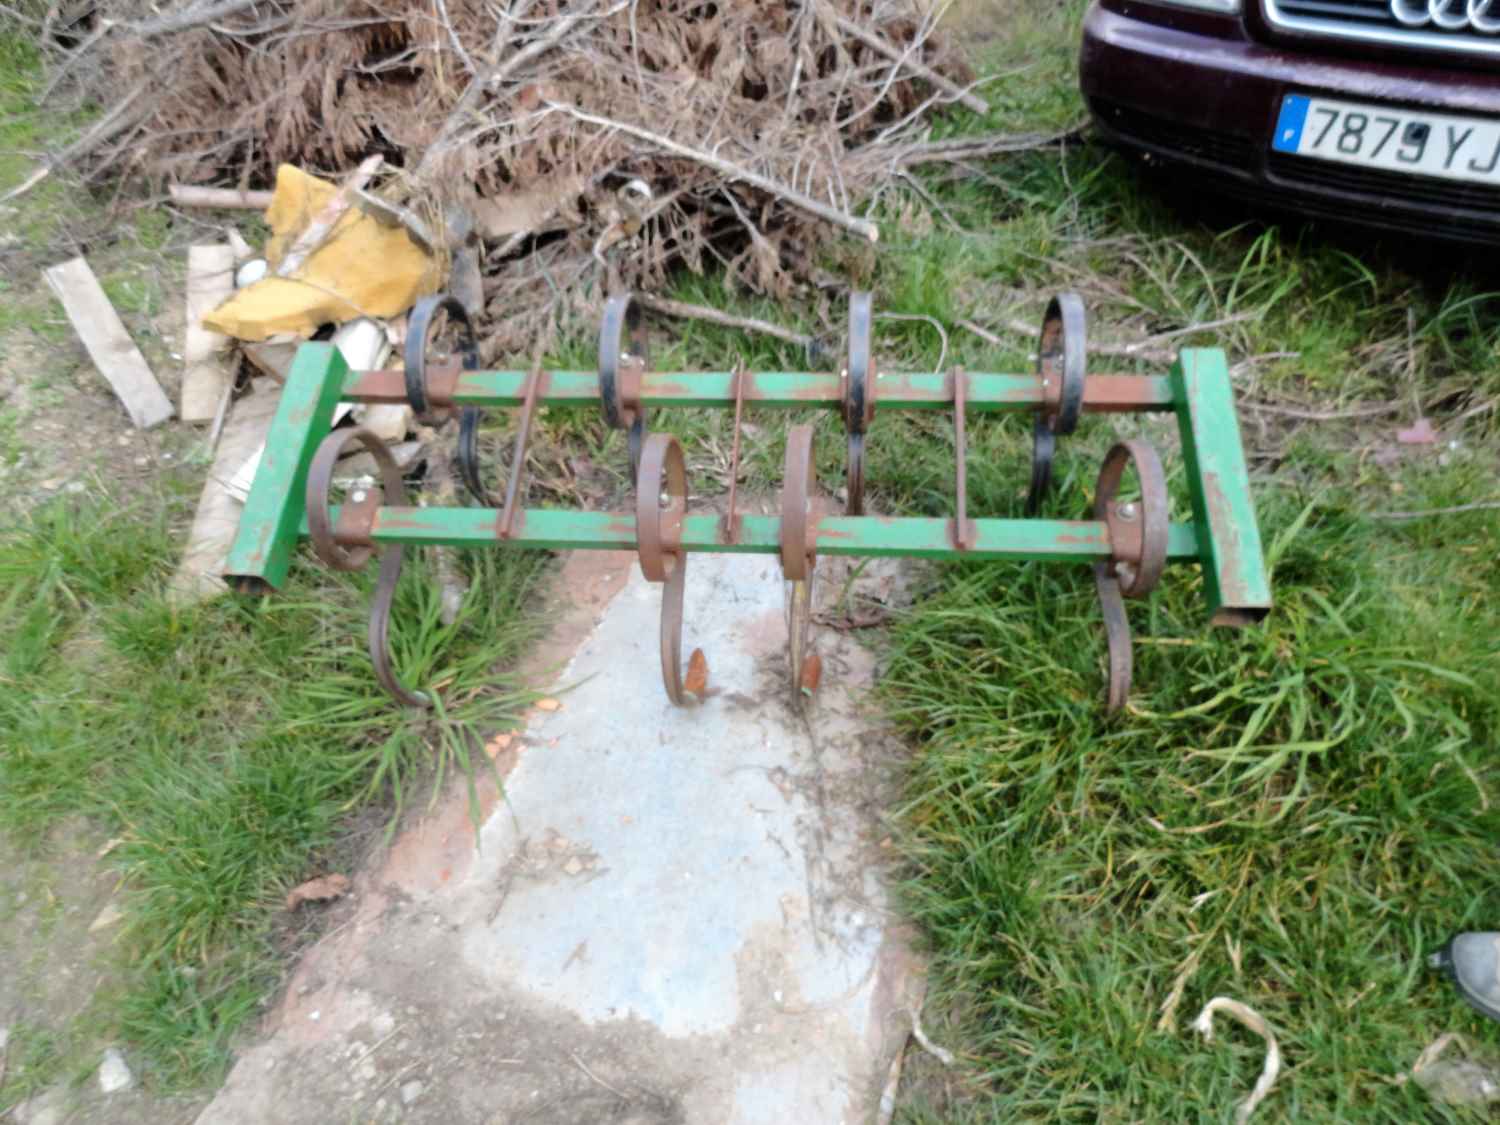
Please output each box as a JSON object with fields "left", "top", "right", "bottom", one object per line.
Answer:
{"left": 1268, "top": 152, "right": 1500, "bottom": 214}
{"left": 1263, "top": 0, "right": 1500, "bottom": 58}
{"left": 1090, "top": 99, "right": 1254, "bottom": 172}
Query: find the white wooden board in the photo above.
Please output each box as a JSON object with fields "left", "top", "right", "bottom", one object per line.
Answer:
{"left": 43, "top": 256, "right": 174, "bottom": 429}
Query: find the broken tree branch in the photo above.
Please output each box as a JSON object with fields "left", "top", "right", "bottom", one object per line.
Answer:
{"left": 635, "top": 294, "right": 814, "bottom": 349}
{"left": 169, "top": 184, "right": 273, "bottom": 210}
{"left": 884, "top": 125, "right": 1085, "bottom": 168}
{"left": 544, "top": 100, "right": 881, "bottom": 243}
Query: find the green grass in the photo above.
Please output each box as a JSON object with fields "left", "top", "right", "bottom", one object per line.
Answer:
{"left": 0, "top": 491, "right": 544, "bottom": 1099}
{"left": 847, "top": 3, "right": 1500, "bottom": 1122}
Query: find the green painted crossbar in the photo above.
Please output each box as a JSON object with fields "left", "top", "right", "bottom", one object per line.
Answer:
{"left": 308, "top": 507, "right": 1202, "bottom": 562}
{"left": 225, "top": 342, "right": 1270, "bottom": 627}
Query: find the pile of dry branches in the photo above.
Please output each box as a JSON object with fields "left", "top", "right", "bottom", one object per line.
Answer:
{"left": 30, "top": 0, "right": 1064, "bottom": 354}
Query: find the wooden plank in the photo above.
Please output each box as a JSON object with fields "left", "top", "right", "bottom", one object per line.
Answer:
{"left": 168, "top": 382, "right": 282, "bottom": 603}
{"left": 241, "top": 337, "right": 300, "bottom": 382}
{"left": 43, "top": 256, "right": 174, "bottom": 429}
{"left": 181, "top": 244, "right": 237, "bottom": 422}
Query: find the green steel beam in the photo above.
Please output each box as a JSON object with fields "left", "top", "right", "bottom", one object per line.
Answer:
{"left": 1172, "top": 348, "right": 1272, "bottom": 626}
{"left": 223, "top": 343, "right": 348, "bottom": 591}
{"left": 340, "top": 367, "right": 1176, "bottom": 413}
{"left": 306, "top": 506, "right": 1201, "bottom": 563}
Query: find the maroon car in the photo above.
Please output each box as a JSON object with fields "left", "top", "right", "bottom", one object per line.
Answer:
{"left": 1080, "top": 0, "right": 1500, "bottom": 243}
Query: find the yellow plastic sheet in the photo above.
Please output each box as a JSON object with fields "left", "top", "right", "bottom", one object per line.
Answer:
{"left": 203, "top": 165, "right": 441, "bottom": 341}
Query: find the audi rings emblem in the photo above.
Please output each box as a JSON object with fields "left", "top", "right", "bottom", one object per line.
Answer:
{"left": 1390, "top": 0, "right": 1500, "bottom": 33}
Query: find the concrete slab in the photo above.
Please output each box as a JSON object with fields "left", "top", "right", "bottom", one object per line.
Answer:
{"left": 198, "top": 550, "right": 919, "bottom": 1125}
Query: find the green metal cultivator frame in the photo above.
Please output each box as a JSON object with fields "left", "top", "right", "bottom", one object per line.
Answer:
{"left": 224, "top": 291, "right": 1271, "bottom": 712}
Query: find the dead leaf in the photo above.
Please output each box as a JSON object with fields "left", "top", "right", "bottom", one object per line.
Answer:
{"left": 535, "top": 698, "right": 562, "bottom": 712}
{"left": 285, "top": 873, "right": 350, "bottom": 911}
{"left": 96, "top": 837, "right": 125, "bottom": 859}
{"left": 89, "top": 902, "right": 125, "bottom": 933}
{"left": 484, "top": 731, "right": 517, "bottom": 760}
{"left": 684, "top": 648, "right": 709, "bottom": 697}
{"left": 1397, "top": 417, "right": 1439, "bottom": 444}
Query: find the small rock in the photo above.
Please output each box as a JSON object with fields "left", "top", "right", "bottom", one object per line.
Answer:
{"left": 400, "top": 1080, "right": 425, "bottom": 1106}
{"left": 15, "top": 1086, "right": 68, "bottom": 1125}
{"left": 39, "top": 478, "right": 61, "bottom": 490}
{"left": 98, "top": 1047, "right": 134, "bottom": 1093}
{"left": 562, "top": 857, "right": 584, "bottom": 876}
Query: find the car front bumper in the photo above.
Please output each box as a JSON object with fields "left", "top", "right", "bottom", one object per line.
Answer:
{"left": 1079, "top": 2, "right": 1500, "bottom": 244}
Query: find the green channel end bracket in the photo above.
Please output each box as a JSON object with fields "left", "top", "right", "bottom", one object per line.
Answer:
{"left": 1172, "top": 348, "right": 1272, "bottom": 627}
{"left": 223, "top": 343, "right": 349, "bottom": 593}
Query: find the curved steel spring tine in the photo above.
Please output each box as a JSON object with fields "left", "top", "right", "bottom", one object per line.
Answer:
{"left": 404, "top": 293, "right": 477, "bottom": 416}
{"left": 1025, "top": 419, "right": 1056, "bottom": 516}
{"left": 1026, "top": 293, "right": 1087, "bottom": 512}
{"left": 1094, "top": 563, "right": 1132, "bottom": 714}
{"left": 369, "top": 545, "right": 430, "bottom": 708}
{"left": 305, "top": 425, "right": 432, "bottom": 709}
{"left": 455, "top": 406, "right": 491, "bottom": 505}
{"left": 844, "top": 291, "right": 875, "bottom": 516}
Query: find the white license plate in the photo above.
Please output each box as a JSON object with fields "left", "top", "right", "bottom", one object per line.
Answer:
{"left": 1272, "top": 94, "right": 1500, "bottom": 187}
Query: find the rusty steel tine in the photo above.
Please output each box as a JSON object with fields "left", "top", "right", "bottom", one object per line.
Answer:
{"left": 722, "top": 359, "right": 748, "bottom": 545}
{"left": 635, "top": 432, "right": 690, "bottom": 703}
{"left": 1026, "top": 293, "right": 1088, "bottom": 514}
{"left": 787, "top": 575, "right": 813, "bottom": 711}
{"left": 305, "top": 425, "right": 430, "bottom": 708}
{"left": 844, "top": 292, "right": 875, "bottom": 515}
{"left": 1091, "top": 437, "right": 1168, "bottom": 712}
{"left": 404, "top": 294, "right": 476, "bottom": 415}
{"left": 779, "top": 424, "right": 820, "bottom": 708}
{"left": 952, "top": 367, "right": 975, "bottom": 551}
{"left": 1095, "top": 439, "right": 1169, "bottom": 597}
{"left": 780, "top": 424, "right": 816, "bottom": 581}
{"left": 369, "top": 544, "right": 430, "bottom": 708}
{"left": 306, "top": 428, "right": 375, "bottom": 572}
{"left": 498, "top": 366, "right": 544, "bottom": 539}
{"left": 1094, "top": 563, "right": 1132, "bottom": 714}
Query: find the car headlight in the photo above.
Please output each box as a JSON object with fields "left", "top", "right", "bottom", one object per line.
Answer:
{"left": 1140, "top": 0, "right": 1242, "bottom": 11}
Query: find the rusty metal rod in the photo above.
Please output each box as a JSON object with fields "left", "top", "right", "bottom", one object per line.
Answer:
{"left": 498, "top": 368, "right": 543, "bottom": 539}
{"left": 341, "top": 369, "right": 1175, "bottom": 413}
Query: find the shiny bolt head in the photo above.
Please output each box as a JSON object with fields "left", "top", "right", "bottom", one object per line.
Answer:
{"left": 351, "top": 490, "right": 368, "bottom": 504}
{"left": 659, "top": 490, "right": 671, "bottom": 508}
{"left": 1117, "top": 502, "right": 1138, "bottom": 521}
{"left": 1116, "top": 561, "right": 1137, "bottom": 585}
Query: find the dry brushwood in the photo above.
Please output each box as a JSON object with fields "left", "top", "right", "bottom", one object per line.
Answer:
{"left": 33, "top": 0, "right": 1065, "bottom": 355}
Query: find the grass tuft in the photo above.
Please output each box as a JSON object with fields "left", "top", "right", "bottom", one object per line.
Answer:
{"left": 0, "top": 492, "right": 543, "bottom": 1093}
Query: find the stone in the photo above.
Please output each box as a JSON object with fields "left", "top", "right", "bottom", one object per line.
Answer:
{"left": 98, "top": 1047, "right": 134, "bottom": 1093}
{"left": 400, "top": 1080, "right": 424, "bottom": 1106}
{"left": 15, "top": 1086, "right": 68, "bottom": 1125}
